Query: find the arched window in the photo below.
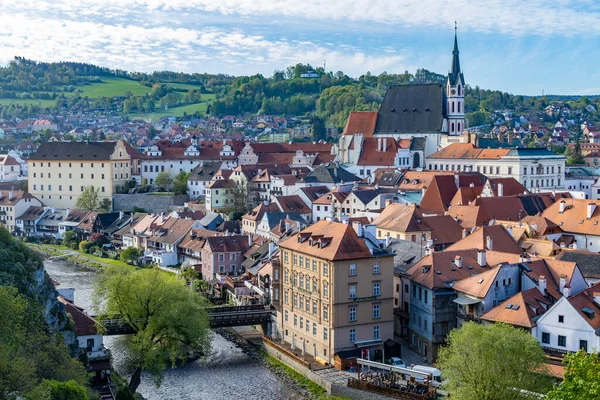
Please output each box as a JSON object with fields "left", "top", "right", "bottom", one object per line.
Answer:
{"left": 451, "top": 122, "right": 455, "bottom": 132}
{"left": 452, "top": 102, "right": 455, "bottom": 113}
{"left": 458, "top": 85, "right": 461, "bottom": 96}
{"left": 458, "top": 102, "right": 461, "bottom": 113}
{"left": 458, "top": 122, "right": 461, "bottom": 132}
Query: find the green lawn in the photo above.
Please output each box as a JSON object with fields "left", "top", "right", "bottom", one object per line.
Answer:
{"left": 135, "top": 102, "right": 210, "bottom": 120}
{"left": 166, "top": 83, "right": 205, "bottom": 91}
{"left": 75, "top": 77, "right": 151, "bottom": 98}
{"left": 0, "top": 98, "right": 56, "bottom": 107}
{"left": 28, "top": 243, "right": 133, "bottom": 270}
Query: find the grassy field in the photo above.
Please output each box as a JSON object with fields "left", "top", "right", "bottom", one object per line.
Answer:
{"left": 166, "top": 82, "right": 205, "bottom": 91}
{"left": 75, "top": 77, "right": 151, "bottom": 98}
{"left": 135, "top": 101, "right": 210, "bottom": 120}
{"left": 0, "top": 98, "right": 56, "bottom": 107}
{"left": 28, "top": 243, "right": 134, "bottom": 270}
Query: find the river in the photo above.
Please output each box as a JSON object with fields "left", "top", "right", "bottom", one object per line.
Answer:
{"left": 44, "top": 259, "right": 302, "bottom": 400}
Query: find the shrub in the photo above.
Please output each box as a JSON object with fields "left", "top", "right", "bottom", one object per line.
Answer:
{"left": 78, "top": 240, "right": 89, "bottom": 253}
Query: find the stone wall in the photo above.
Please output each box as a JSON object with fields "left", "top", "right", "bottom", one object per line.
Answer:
{"left": 112, "top": 194, "right": 188, "bottom": 213}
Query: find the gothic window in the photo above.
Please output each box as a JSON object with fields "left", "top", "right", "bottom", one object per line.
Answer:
{"left": 458, "top": 85, "right": 461, "bottom": 96}
{"left": 451, "top": 122, "right": 455, "bottom": 133}
{"left": 452, "top": 102, "right": 455, "bottom": 113}
{"left": 458, "top": 122, "right": 461, "bottom": 132}
{"left": 458, "top": 102, "right": 461, "bottom": 113}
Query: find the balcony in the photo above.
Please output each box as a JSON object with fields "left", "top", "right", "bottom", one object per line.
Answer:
{"left": 87, "top": 347, "right": 111, "bottom": 361}
{"left": 457, "top": 309, "right": 477, "bottom": 321}
{"left": 542, "top": 346, "right": 569, "bottom": 358}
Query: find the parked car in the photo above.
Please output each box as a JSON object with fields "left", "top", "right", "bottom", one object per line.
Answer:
{"left": 388, "top": 357, "right": 406, "bottom": 368}
{"left": 411, "top": 365, "right": 443, "bottom": 386}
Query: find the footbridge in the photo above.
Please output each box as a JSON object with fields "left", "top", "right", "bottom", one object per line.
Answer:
{"left": 97, "top": 304, "right": 272, "bottom": 335}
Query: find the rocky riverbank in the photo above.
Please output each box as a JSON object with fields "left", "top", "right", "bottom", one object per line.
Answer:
{"left": 216, "top": 328, "right": 334, "bottom": 400}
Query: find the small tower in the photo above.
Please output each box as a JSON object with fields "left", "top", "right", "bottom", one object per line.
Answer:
{"left": 447, "top": 22, "right": 466, "bottom": 136}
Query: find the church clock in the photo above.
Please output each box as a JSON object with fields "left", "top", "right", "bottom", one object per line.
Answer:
{"left": 450, "top": 89, "right": 456, "bottom": 95}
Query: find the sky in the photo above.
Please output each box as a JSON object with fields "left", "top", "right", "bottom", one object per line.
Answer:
{"left": 1, "top": 0, "right": 599, "bottom": 96}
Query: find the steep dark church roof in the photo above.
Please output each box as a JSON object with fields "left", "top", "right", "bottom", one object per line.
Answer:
{"left": 374, "top": 84, "right": 446, "bottom": 134}
{"left": 448, "top": 29, "right": 465, "bottom": 86}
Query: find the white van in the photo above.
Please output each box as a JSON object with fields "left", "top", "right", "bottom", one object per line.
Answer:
{"left": 411, "top": 365, "right": 442, "bottom": 386}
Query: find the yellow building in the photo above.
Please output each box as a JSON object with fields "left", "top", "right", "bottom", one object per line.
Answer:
{"left": 28, "top": 141, "right": 132, "bottom": 209}
{"left": 279, "top": 220, "right": 394, "bottom": 366}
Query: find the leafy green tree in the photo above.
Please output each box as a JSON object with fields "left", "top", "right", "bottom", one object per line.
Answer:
{"left": 98, "top": 198, "right": 112, "bottom": 212}
{"left": 26, "top": 379, "right": 89, "bottom": 400}
{"left": 119, "top": 247, "right": 142, "bottom": 264}
{"left": 75, "top": 186, "right": 99, "bottom": 211}
{"left": 546, "top": 350, "right": 600, "bottom": 400}
{"left": 154, "top": 172, "right": 173, "bottom": 190}
{"left": 568, "top": 141, "right": 585, "bottom": 165}
{"left": 311, "top": 115, "right": 327, "bottom": 142}
{"left": 438, "top": 322, "right": 552, "bottom": 399}
{"left": 61, "top": 230, "right": 78, "bottom": 247}
{"left": 172, "top": 171, "right": 190, "bottom": 195}
{"left": 131, "top": 206, "right": 148, "bottom": 214}
{"left": 93, "top": 267, "right": 211, "bottom": 393}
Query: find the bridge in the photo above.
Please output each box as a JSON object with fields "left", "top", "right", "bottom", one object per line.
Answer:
{"left": 97, "top": 304, "right": 272, "bottom": 336}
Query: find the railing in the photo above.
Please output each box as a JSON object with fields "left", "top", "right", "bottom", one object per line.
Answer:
{"left": 262, "top": 336, "right": 311, "bottom": 369}
{"left": 542, "top": 346, "right": 569, "bottom": 358}
{"left": 457, "top": 309, "right": 477, "bottom": 321}
{"left": 347, "top": 378, "right": 436, "bottom": 399}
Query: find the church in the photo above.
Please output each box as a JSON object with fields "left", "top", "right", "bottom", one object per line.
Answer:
{"left": 335, "top": 28, "right": 469, "bottom": 172}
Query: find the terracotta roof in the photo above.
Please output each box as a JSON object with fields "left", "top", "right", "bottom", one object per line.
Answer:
{"left": 76, "top": 211, "right": 99, "bottom": 232}
{"left": 452, "top": 266, "right": 502, "bottom": 298}
{"left": 397, "top": 170, "right": 453, "bottom": 191}
{"left": 312, "top": 188, "right": 350, "bottom": 205}
{"left": 446, "top": 225, "right": 524, "bottom": 255}
{"left": 450, "top": 186, "right": 483, "bottom": 206}
{"left": 0, "top": 190, "right": 34, "bottom": 206}
{"left": 342, "top": 111, "right": 378, "bottom": 137}
{"left": 357, "top": 138, "right": 403, "bottom": 166}
{"left": 279, "top": 220, "right": 373, "bottom": 261}
{"left": 373, "top": 203, "right": 429, "bottom": 233}
{"left": 206, "top": 179, "right": 236, "bottom": 189}
{"left": 298, "top": 186, "right": 330, "bottom": 202}
{"left": 58, "top": 296, "right": 98, "bottom": 336}
{"left": 16, "top": 206, "right": 45, "bottom": 221}
{"left": 275, "top": 195, "right": 311, "bottom": 214}
{"left": 0, "top": 155, "right": 19, "bottom": 166}
{"left": 567, "top": 281, "right": 600, "bottom": 331}
{"left": 148, "top": 217, "right": 196, "bottom": 244}
{"left": 542, "top": 198, "right": 600, "bottom": 236}
{"left": 479, "top": 288, "right": 552, "bottom": 328}
{"left": 421, "top": 215, "right": 464, "bottom": 246}
{"left": 243, "top": 202, "right": 280, "bottom": 222}
{"left": 445, "top": 205, "right": 487, "bottom": 229}
{"left": 427, "top": 143, "right": 510, "bottom": 159}
{"left": 204, "top": 235, "right": 251, "bottom": 253}
{"left": 487, "top": 178, "right": 527, "bottom": 196}
{"left": 179, "top": 229, "right": 220, "bottom": 251}
{"left": 420, "top": 175, "right": 458, "bottom": 214}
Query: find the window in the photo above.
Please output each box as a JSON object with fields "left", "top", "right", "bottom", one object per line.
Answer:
{"left": 312, "top": 260, "right": 317, "bottom": 272}
{"left": 373, "top": 263, "right": 380, "bottom": 275}
{"left": 349, "top": 307, "right": 356, "bottom": 322}
{"left": 373, "top": 304, "right": 380, "bottom": 319}
{"left": 508, "top": 167, "right": 512, "bottom": 175}
{"left": 373, "top": 282, "right": 380, "bottom": 296}
{"left": 323, "top": 305, "right": 329, "bottom": 321}
{"left": 323, "top": 282, "right": 328, "bottom": 298}
{"left": 349, "top": 285, "right": 356, "bottom": 299}
{"left": 580, "top": 340, "right": 588, "bottom": 352}
{"left": 350, "top": 328, "right": 356, "bottom": 343}
{"left": 284, "top": 252, "right": 289, "bottom": 263}
{"left": 300, "top": 317, "right": 303, "bottom": 329}
{"left": 230, "top": 253, "right": 236, "bottom": 261}
{"left": 405, "top": 284, "right": 409, "bottom": 293}
{"left": 418, "top": 286, "right": 422, "bottom": 301}
{"left": 305, "top": 298, "right": 310, "bottom": 311}
{"left": 284, "top": 270, "right": 289, "bottom": 283}
{"left": 293, "top": 254, "right": 297, "bottom": 265}
{"left": 313, "top": 322, "right": 317, "bottom": 336}
{"left": 373, "top": 325, "right": 380, "bottom": 340}
{"left": 86, "top": 338, "right": 95, "bottom": 350}
{"left": 299, "top": 256, "right": 304, "bottom": 268}
{"left": 558, "top": 315, "right": 564, "bottom": 323}
{"left": 306, "top": 319, "right": 310, "bottom": 333}
{"left": 218, "top": 254, "right": 224, "bottom": 262}
{"left": 294, "top": 314, "right": 297, "bottom": 327}
{"left": 312, "top": 279, "right": 317, "bottom": 293}
{"left": 293, "top": 273, "right": 298, "bottom": 286}
{"left": 293, "top": 293, "right": 298, "bottom": 307}
{"left": 323, "top": 328, "right": 328, "bottom": 341}
{"left": 299, "top": 275, "right": 304, "bottom": 289}
{"left": 305, "top": 275, "right": 310, "bottom": 290}
{"left": 349, "top": 264, "right": 357, "bottom": 276}
{"left": 312, "top": 301, "right": 317, "bottom": 315}
{"left": 284, "top": 310, "right": 288, "bottom": 322}
{"left": 300, "top": 295, "right": 304, "bottom": 310}
{"left": 558, "top": 335, "right": 566, "bottom": 347}
{"left": 284, "top": 291, "right": 289, "bottom": 304}
{"left": 323, "top": 263, "right": 328, "bottom": 276}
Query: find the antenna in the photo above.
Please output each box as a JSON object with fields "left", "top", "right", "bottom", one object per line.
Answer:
{"left": 455, "top": 20, "right": 457, "bottom": 32}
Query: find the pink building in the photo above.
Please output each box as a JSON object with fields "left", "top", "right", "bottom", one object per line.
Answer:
{"left": 201, "top": 235, "right": 251, "bottom": 280}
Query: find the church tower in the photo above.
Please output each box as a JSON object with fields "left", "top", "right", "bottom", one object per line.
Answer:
{"left": 446, "top": 23, "right": 465, "bottom": 136}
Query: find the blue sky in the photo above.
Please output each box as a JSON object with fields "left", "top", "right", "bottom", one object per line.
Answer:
{"left": 1, "top": 0, "right": 599, "bottom": 95}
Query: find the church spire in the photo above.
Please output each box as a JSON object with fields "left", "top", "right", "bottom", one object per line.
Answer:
{"left": 449, "top": 22, "right": 462, "bottom": 85}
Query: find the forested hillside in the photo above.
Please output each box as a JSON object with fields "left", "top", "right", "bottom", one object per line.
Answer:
{"left": 1, "top": 57, "right": 599, "bottom": 126}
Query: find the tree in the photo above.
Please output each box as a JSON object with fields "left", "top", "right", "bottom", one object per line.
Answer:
{"left": 568, "top": 141, "right": 584, "bottom": 165}
{"left": 311, "top": 115, "right": 327, "bottom": 141}
{"left": 93, "top": 267, "right": 211, "bottom": 393}
{"left": 172, "top": 171, "right": 190, "bottom": 195}
{"left": 98, "top": 198, "right": 112, "bottom": 213}
{"left": 119, "top": 247, "right": 142, "bottom": 264}
{"left": 27, "top": 379, "right": 89, "bottom": 400}
{"left": 437, "top": 322, "right": 552, "bottom": 399}
{"left": 546, "top": 350, "right": 600, "bottom": 400}
{"left": 154, "top": 172, "right": 173, "bottom": 191}
{"left": 75, "top": 186, "right": 99, "bottom": 211}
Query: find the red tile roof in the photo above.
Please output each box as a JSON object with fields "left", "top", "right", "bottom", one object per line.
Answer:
{"left": 342, "top": 111, "right": 378, "bottom": 137}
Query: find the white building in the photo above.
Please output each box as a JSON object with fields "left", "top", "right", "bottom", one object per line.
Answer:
{"left": 542, "top": 199, "right": 600, "bottom": 252}
{"left": 533, "top": 282, "right": 600, "bottom": 355}
{"left": 426, "top": 144, "right": 566, "bottom": 192}
{"left": 0, "top": 154, "right": 20, "bottom": 182}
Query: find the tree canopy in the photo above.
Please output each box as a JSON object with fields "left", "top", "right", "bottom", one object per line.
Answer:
{"left": 75, "top": 186, "right": 99, "bottom": 211}
{"left": 546, "top": 350, "right": 600, "bottom": 400}
{"left": 437, "top": 322, "right": 553, "bottom": 400}
{"left": 154, "top": 172, "right": 173, "bottom": 190}
{"left": 93, "top": 267, "right": 211, "bottom": 393}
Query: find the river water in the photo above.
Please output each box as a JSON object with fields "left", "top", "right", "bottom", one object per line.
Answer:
{"left": 44, "top": 259, "right": 301, "bottom": 400}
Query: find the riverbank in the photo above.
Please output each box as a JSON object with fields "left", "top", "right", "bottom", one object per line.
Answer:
{"left": 27, "top": 243, "right": 134, "bottom": 271}
{"left": 218, "top": 328, "right": 347, "bottom": 400}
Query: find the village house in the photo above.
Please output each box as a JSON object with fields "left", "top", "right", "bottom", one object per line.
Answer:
{"left": 201, "top": 235, "right": 251, "bottom": 281}
{"left": 0, "top": 190, "right": 42, "bottom": 233}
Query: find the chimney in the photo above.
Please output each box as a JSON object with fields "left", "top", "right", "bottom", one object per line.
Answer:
{"left": 264, "top": 200, "right": 269, "bottom": 206}
{"left": 477, "top": 250, "right": 486, "bottom": 266}
{"left": 469, "top": 182, "right": 475, "bottom": 188}
{"left": 248, "top": 234, "right": 253, "bottom": 247}
{"left": 65, "top": 208, "right": 70, "bottom": 217}
{"left": 593, "top": 292, "right": 600, "bottom": 306}
{"left": 454, "top": 256, "right": 463, "bottom": 268}
{"left": 160, "top": 213, "right": 165, "bottom": 222}
{"left": 572, "top": 241, "right": 578, "bottom": 250}
{"left": 538, "top": 275, "right": 547, "bottom": 294}
{"left": 462, "top": 228, "right": 467, "bottom": 239}
{"left": 587, "top": 203, "right": 596, "bottom": 219}
{"left": 377, "top": 138, "right": 382, "bottom": 152}
{"left": 498, "top": 183, "right": 504, "bottom": 197}
{"left": 563, "top": 284, "right": 570, "bottom": 298}
{"left": 352, "top": 221, "right": 363, "bottom": 237}
{"left": 559, "top": 274, "right": 567, "bottom": 293}
{"left": 8, "top": 191, "right": 13, "bottom": 200}
{"left": 119, "top": 211, "right": 124, "bottom": 219}
{"left": 383, "top": 138, "right": 387, "bottom": 151}
{"left": 285, "top": 222, "right": 290, "bottom": 232}
{"left": 559, "top": 200, "right": 566, "bottom": 213}
{"left": 486, "top": 235, "right": 493, "bottom": 251}
{"left": 385, "top": 235, "right": 391, "bottom": 248}
{"left": 552, "top": 189, "right": 556, "bottom": 198}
